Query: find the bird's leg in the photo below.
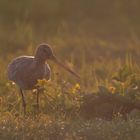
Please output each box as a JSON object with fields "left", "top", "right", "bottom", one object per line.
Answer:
{"left": 20, "top": 88, "right": 26, "bottom": 115}
{"left": 36, "top": 88, "right": 40, "bottom": 111}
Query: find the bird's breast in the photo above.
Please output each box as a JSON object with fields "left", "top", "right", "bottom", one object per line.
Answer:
{"left": 24, "top": 63, "right": 51, "bottom": 89}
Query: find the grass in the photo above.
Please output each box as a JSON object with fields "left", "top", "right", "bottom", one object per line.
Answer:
{"left": 0, "top": 1, "right": 140, "bottom": 138}
{"left": 0, "top": 114, "right": 139, "bottom": 140}
{"left": 0, "top": 39, "right": 140, "bottom": 139}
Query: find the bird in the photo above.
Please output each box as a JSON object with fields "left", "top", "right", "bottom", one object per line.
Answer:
{"left": 7, "top": 43, "right": 80, "bottom": 114}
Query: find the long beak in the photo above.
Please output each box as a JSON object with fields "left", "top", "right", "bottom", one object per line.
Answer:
{"left": 51, "top": 56, "right": 80, "bottom": 79}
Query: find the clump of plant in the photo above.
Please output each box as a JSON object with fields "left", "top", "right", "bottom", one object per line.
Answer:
{"left": 35, "top": 79, "right": 82, "bottom": 118}
{"left": 80, "top": 63, "right": 140, "bottom": 120}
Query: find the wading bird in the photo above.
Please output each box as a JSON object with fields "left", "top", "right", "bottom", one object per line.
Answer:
{"left": 7, "top": 44, "right": 80, "bottom": 114}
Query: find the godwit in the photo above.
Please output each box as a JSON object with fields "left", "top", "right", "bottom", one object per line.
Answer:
{"left": 7, "top": 44, "right": 80, "bottom": 114}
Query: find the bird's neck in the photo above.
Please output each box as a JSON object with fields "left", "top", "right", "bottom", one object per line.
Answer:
{"left": 34, "top": 57, "right": 46, "bottom": 64}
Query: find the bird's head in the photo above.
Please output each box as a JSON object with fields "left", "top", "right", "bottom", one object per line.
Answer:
{"left": 35, "top": 43, "right": 80, "bottom": 79}
{"left": 35, "top": 44, "right": 54, "bottom": 61}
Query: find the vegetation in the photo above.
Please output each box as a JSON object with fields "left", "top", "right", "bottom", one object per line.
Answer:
{"left": 0, "top": 0, "right": 140, "bottom": 140}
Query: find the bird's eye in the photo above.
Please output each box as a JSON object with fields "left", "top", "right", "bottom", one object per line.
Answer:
{"left": 44, "top": 48, "right": 52, "bottom": 58}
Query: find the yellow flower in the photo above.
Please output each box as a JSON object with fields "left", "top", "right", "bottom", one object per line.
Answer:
{"left": 36, "top": 79, "right": 48, "bottom": 87}
{"left": 6, "top": 82, "right": 15, "bottom": 87}
{"left": 72, "top": 83, "right": 81, "bottom": 94}
{"left": 75, "top": 83, "right": 81, "bottom": 90}
{"left": 72, "top": 88, "right": 76, "bottom": 94}
{"left": 121, "top": 82, "right": 125, "bottom": 88}
{"left": 109, "top": 86, "right": 116, "bottom": 94}
{"left": 0, "top": 97, "right": 3, "bottom": 105}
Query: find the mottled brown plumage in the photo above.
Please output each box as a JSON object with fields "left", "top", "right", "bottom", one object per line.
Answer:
{"left": 7, "top": 44, "right": 80, "bottom": 114}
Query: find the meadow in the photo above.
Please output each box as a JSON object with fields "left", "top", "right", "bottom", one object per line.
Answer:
{"left": 0, "top": 0, "right": 140, "bottom": 140}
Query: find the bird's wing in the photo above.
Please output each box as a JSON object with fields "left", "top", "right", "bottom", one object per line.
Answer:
{"left": 7, "top": 56, "right": 34, "bottom": 81}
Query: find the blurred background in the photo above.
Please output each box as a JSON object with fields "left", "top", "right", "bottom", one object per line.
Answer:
{"left": 0, "top": 1, "right": 140, "bottom": 47}
{"left": 0, "top": 0, "right": 140, "bottom": 68}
